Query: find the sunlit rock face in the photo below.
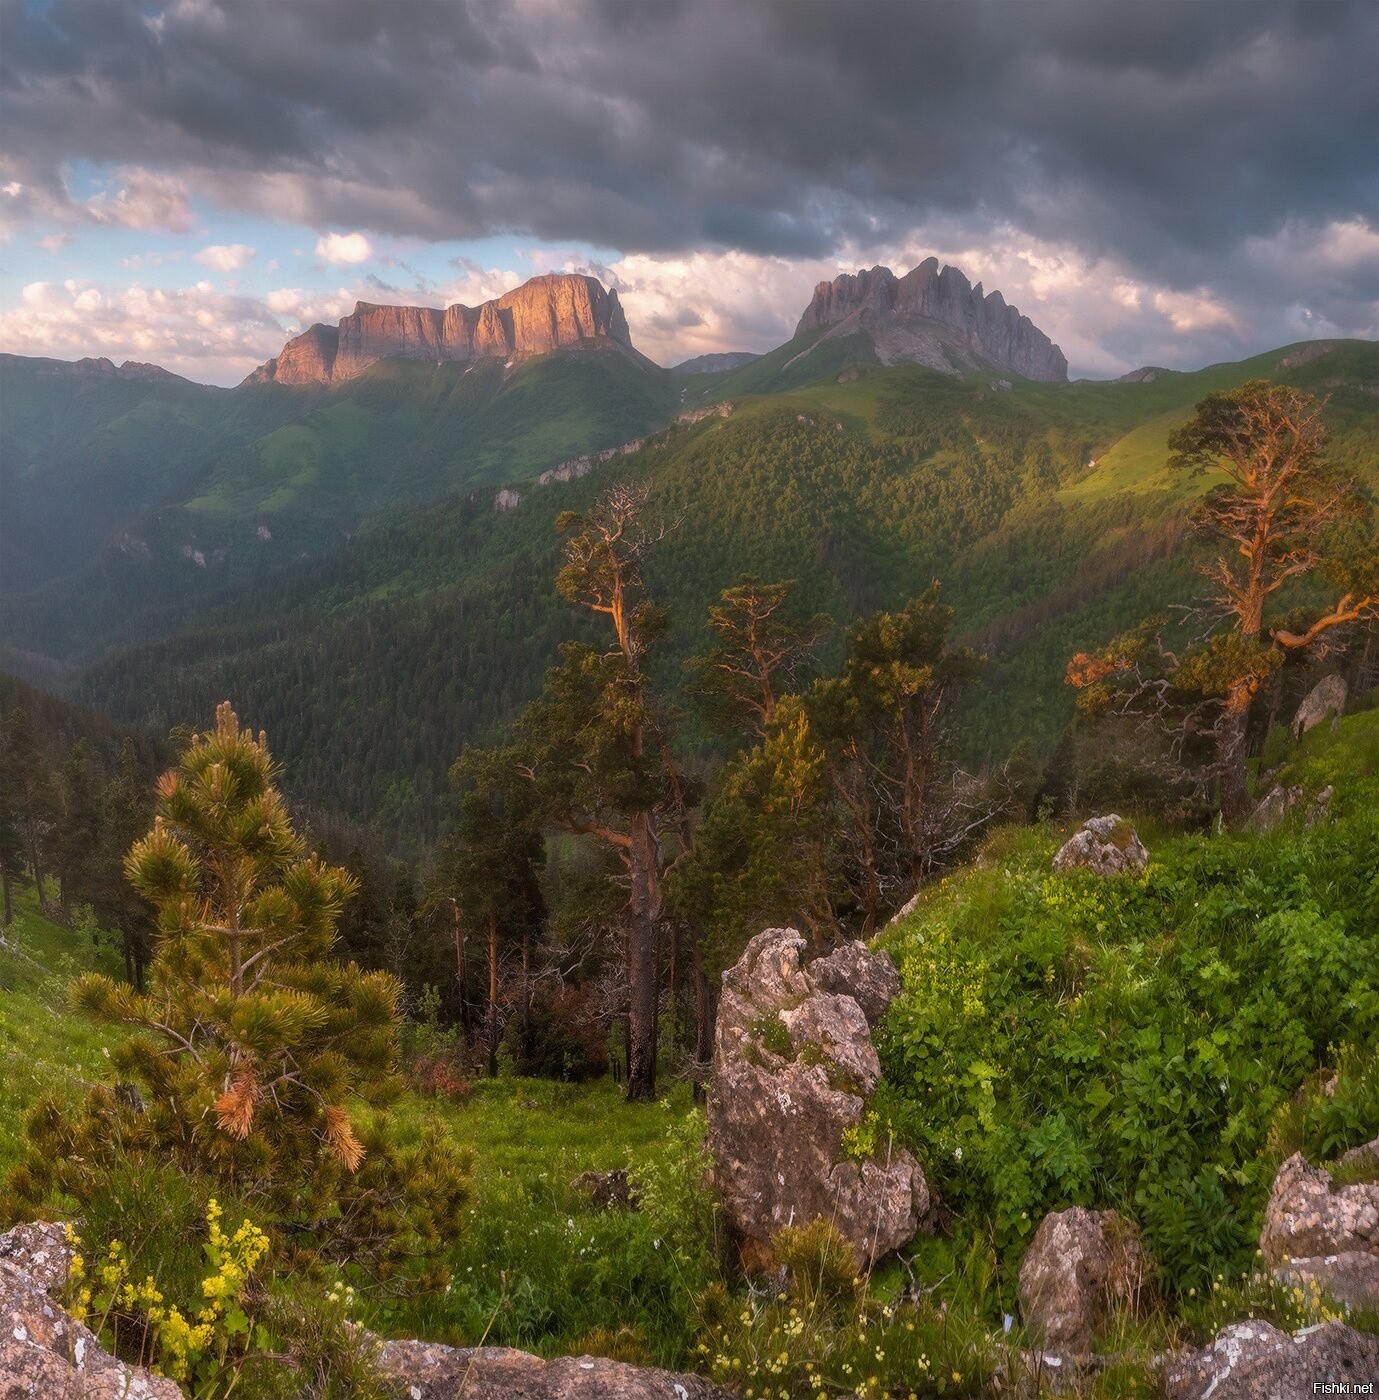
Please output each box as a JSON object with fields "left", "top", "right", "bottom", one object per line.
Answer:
{"left": 795, "top": 258, "right": 1068, "bottom": 382}
{"left": 707, "top": 927, "right": 930, "bottom": 1269}
{"left": 246, "top": 274, "right": 633, "bottom": 385}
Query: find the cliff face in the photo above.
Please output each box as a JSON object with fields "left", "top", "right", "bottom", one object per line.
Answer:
{"left": 795, "top": 258, "right": 1068, "bottom": 382}
{"left": 247, "top": 274, "right": 632, "bottom": 386}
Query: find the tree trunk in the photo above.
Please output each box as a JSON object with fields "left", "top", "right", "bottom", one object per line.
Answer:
{"left": 1217, "top": 701, "right": 1253, "bottom": 828}
{"left": 520, "top": 925, "right": 531, "bottom": 1070}
{"left": 625, "top": 809, "right": 661, "bottom": 1102}
{"left": 692, "top": 931, "right": 713, "bottom": 1106}
{"left": 487, "top": 908, "right": 499, "bottom": 1078}
{"left": 0, "top": 865, "right": 11, "bottom": 926}
{"left": 452, "top": 902, "right": 471, "bottom": 1043}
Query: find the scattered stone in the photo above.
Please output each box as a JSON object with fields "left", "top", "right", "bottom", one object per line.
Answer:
{"left": 570, "top": 1169, "right": 639, "bottom": 1211}
{"left": 707, "top": 928, "right": 930, "bottom": 1268}
{"left": 1258, "top": 1151, "right": 1379, "bottom": 1312}
{"left": 1051, "top": 815, "right": 1149, "bottom": 876}
{"left": 1292, "top": 673, "right": 1348, "bottom": 740}
{"left": 1017, "top": 1207, "right": 1151, "bottom": 1354}
{"left": 1248, "top": 783, "right": 1303, "bottom": 831}
{"left": 376, "top": 1340, "right": 737, "bottom": 1399}
{"left": 1164, "top": 1319, "right": 1379, "bottom": 1400}
{"left": 0, "top": 1220, "right": 183, "bottom": 1399}
{"left": 1339, "top": 1136, "right": 1379, "bottom": 1171}
{"left": 1307, "top": 784, "right": 1336, "bottom": 827}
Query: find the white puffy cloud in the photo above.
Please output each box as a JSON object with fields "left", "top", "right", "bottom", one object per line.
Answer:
{"left": 86, "top": 167, "right": 195, "bottom": 233}
{"left": 195, "top": 242, "right": 256, "bottom": 271}
{"left": 315, "top": 231, "right": 373, "bottom": 265}
{"left": 1, "top": 277, "right": 293, "bottom": 382}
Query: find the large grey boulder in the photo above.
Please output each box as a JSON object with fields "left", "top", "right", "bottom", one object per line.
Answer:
{"left": 1051, "top": 816, "right": 1148, "bottom": 876}
{"left": 0, "top": 1220, "right": 183, "bottom": 1400}
{"left": 1165, "top": 1319, "right": 1379, "bottom": 1400}
{"left": 1017, "top": 1207, "right": 1151, "bottom": 1354}
{"left": 1259, "top": 1151, "right": 1379, "bottom": 1313}
{"left": 377, "top": 1341, "right": 737, "bottom": 1399}
{"left": 1292, "top": 674, "right": 1347, "bottom": 740}
{"left": 707, "top": 928, "right": 929, "bottom": 1268}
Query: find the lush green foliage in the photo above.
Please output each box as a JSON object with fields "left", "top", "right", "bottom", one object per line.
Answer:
{"left": 874, "top": 716, "right": 1379, "bottom": 1298}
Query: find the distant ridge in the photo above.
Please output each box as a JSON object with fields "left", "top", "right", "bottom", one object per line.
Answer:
{"left": 246, "top": 273, "right": 637, "bottom": 387}
{"left": 0, "top": 353, "right": 197, "bottom": 386}
{"left": 796, "top": 259, "right": 1067, "bottom": 382}
{"left": 673, "top": 351, "right": 762, "bottom": 375}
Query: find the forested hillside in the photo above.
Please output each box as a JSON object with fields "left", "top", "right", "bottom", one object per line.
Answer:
{"left": 1, "top": 347, "right": 675, "bottom": 665}
{"left": 61, "top": 338, "right": 1379, "bottom": 848}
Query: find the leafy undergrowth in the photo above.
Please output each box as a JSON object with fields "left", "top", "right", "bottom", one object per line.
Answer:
{"left": 0, "top": 889, "right": 127, "bottom": 1173}
{"left": 874, "top": 712, "right": 1379, "bottom": 1316}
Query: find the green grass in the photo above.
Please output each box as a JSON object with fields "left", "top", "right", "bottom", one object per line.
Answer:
{"left": 0, "top": 887, "right": 127, "bottom": 1173}
{"left": 361, "top": 1077, "right": 707, "bottom": 1364}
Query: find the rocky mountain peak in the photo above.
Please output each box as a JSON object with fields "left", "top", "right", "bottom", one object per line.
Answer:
{"left": 246, "top": 273, "right": 634, "bottom": 387}
{"left": 795, "top": 257, "right": 1068, "bottom": 382}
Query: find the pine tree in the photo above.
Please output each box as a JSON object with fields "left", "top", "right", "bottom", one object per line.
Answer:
{"left": 515, "top": 483, "right": 675, "bottom": 1101}
{"left": 841, "top": 586, "right": 982, "bottom": 886}
{"left": 99, "top": 739, "right": 156, "bottom": 986}
{"left": 8, "top": 704, "right": 469, "bottom": 1280}
{"left": 687, "top": 576, "right": 828, "bottom": 738}
{"left": 51, "top": 739, "right": 101, "bottom": 917}
{"left": 2, "top": 707, "right": 55, "bottom": 905}
{"left": 440, "top": 747, "right": 545, "bottom": 1076}
{"left": 1068, "top": 381, "right": 1378, "bottom": 823}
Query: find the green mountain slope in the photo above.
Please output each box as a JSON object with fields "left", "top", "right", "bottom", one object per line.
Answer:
{"left": 68, "top": 338, "right": 1379, "bottom": 847}
{"left": 0, "top": 346, "right": 676, "bottom": 668}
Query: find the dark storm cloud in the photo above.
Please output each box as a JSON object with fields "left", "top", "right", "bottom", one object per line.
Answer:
{"left": 1, "top": 0, "right": 1374, "bottom": 283}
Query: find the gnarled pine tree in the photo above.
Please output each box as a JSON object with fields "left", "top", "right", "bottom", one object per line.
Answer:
{"left": 1067, "top": 381, "right": 1378, "bottom": 824}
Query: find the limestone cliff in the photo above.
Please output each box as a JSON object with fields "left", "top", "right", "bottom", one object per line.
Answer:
{"left": 247, "top": 273, "right": 634, "bottom": 386}
{"left": 795, "top": 258, "right": 1067, "bottom": 382}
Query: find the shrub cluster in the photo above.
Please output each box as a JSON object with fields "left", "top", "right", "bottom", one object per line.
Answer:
{"left": 874, "top": 788, "right": 1379, "bottom": 1297}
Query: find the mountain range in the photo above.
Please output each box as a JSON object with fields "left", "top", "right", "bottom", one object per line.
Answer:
{"left": 246, "top": 273, "right": 641, "bottom": 386}
{"left": 2, "top": 260, "right": 1375, "bottom": 847}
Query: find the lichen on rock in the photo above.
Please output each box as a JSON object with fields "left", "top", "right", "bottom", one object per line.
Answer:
{"left": 706, "top": 927, "right": 930, "bottom": 1268}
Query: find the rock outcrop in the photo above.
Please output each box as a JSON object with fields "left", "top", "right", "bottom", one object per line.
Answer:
{"left": 1164, "top": 1319, "right": 1379, "bottom": 1400}
{"left": 707, "top": 928, "right": 930, "bottom": 1268}
{"left": 1017, "top": 1208, "right": 1151, "bottom": 1354}
{"left": 1292, "top": 674, "right": 1348, "bottom": 740}
{"left": 794, "top": 259, "right": 1067, "bottom": 382}
{"left": 377, "top": 1340, "right": 736, "bottom": 1400}
{"left": 1259, "top": 1151, "right": 1379, "bottom": 1313}
{"left": 1248, "top": 782, "right": 1304, "bottom": 831}
{"left": 1051, "top": 815, "right": 1149, "bottom": 876}
{"left": 0, "top": 1220, "right": 183, "bottom": 1399}
{"left": 247, "top": 273, "right": 635, "bottom": 386}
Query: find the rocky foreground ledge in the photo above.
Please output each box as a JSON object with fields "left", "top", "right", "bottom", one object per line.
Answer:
{"left": 0, "top": 1219, "right": 732, "bottom": 1400}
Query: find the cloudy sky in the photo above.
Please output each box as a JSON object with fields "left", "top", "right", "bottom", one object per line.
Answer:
{"left": 1, "top": 0, "right": 1375, "bottom": 384}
